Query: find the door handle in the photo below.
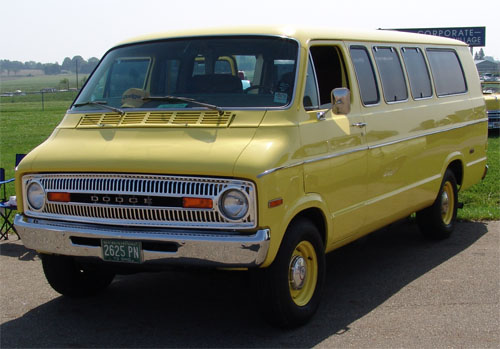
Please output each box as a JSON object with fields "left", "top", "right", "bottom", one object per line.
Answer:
{"left": 351, "top": 122, "right": 367, "bottom": 128}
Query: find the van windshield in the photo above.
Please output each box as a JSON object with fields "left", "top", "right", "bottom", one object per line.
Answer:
{"left": 73, "top": 36, "right": 298, "bottom": 112}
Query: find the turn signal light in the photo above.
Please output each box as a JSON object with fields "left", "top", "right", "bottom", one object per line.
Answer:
{"left": 268, "top": 198, "right": 283, "bottom": 208}
{"left": 47, "top": 192, "right": 71, "bottom": 202}
{"left": 183, "top": 197, "right": 213, "bottom": 209}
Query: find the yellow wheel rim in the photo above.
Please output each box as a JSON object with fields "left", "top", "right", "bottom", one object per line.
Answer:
{"left": 441, "top": 181, "right": 455, "bottom": 225}
{"left": 289, "top": 240, "right": 318, "bottom": 306}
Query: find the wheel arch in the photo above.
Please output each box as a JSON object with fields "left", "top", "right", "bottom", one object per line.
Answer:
{"left": 441, "top": 152, "right": 464, "bottom": 188}
{"left": 289, "top": 207, "right": 328, "bottom": 248}
{"left": 261, "top": 194, "right": 330, "bottom": 267}
{"left": 447, "top": 159, "right": 464, "bottom": 188}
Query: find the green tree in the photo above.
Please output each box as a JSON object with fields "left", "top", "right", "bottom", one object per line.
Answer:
{"left": 62, "top": 57, "right": 72, "bottom": 72}
{"left": 43, "top": 63, "right": 61, "bottom": 75}
{"left": 60, "top": 78, "right": 70, "bottom": 89}
{"left": 24, "top": 61, "right": 38, "bottom": 69}
{"left": 478, "top": 48, "right": 485, "bottom": 60}
{"left": 11, "top": 61, "right": 23, "bottom": 75}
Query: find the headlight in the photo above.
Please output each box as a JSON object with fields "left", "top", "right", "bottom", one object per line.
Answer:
{"left": 219, "top": 189, "right": 249, "bottom": 221}
{"left": 27, "top": 181, "right": 45, "bottom": 210}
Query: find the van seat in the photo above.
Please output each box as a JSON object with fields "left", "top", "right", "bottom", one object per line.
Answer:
{"left": 188, "top": 74, "right": 243, "bottom": 94}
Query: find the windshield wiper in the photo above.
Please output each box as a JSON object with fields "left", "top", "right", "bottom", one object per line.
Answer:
{"left": 143, "top": 95, "right": 224, "bottom": 115}
{"left": 73, "top": 101, "right": 125, "bottom": 115}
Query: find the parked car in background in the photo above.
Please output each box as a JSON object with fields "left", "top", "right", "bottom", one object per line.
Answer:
{"left": 482, "top": 81, "right": 500, "bottom": 130}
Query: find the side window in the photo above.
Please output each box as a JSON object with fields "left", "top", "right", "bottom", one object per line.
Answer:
{"left": 310, "top": 46, "right": 349, "bottom": 108}
{"left": 193, "top": 56, "right": 236, "bottom": 76}
{"left": 235, "top": 55, "right": 256, "bottom": 88}
{"left": 350, "top": 46, "right": 379, "bottom": 105}
{"left": 214, "top": 60, "right": 232, "bottom": 74}
{"left": 192, "top": 57, "right": 206, "bottom": 76}
{"left": 426, "top": 49, "right": 467, "bottom": 96}
{"left": 303, "top": 57, "right": 320, "bottom": 109}
{"left": 373, "top": 46, "right": 408, "bottom": 103}
{"left": 401, "top": 47, "right": 433, "bottom": 99}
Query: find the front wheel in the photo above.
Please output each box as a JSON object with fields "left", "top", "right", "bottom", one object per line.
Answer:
{"left": 41, "top": 254, "right": 115, "bottom": 297}
{"left": 417, "top": 169, "right": 458, "bottom": 240}
{"left": 254, "top": 218, "right": 325, "bottom": 328}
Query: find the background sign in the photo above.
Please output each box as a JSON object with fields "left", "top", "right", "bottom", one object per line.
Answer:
{"left": 391, "top": 27, "right": 486, "bottom": 47}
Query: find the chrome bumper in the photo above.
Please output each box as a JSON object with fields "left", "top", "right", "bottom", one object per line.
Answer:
{"left": 14, "top": 214, "right": 270, "bottom": 267}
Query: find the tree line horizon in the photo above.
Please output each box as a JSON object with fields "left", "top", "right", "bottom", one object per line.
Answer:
{"left": 0, "top": 56, "right": 100, "bottom": 76}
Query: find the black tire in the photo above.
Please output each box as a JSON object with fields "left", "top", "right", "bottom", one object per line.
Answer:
{"left": 254, "top": 218, "right": 325, "bottom": 328}
{"left": 417, "top": 169, "right": 458, "bottom": 240}
{"left": 41, "top": 254, "right": 115, "bottom": 297}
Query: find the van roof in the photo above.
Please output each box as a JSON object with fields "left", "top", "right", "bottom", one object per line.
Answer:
{"left": 114, "top": 25, "right": 466, "bottom": 48}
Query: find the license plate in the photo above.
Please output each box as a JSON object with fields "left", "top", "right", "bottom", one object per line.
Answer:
{"left": 102, "top": 239, "right": 142, "bottom": 263}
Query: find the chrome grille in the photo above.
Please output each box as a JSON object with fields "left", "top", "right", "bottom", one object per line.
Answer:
{"left": 22, "top": 174, "right": 256, "bottom": 229}
{"left": 487, "top": 110, "right": 500, "bottom": 119}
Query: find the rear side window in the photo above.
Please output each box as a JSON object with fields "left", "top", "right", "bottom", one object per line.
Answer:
{"left": 350, "top": 46, "right": 379, "bottom": 105}
{"left": 373, "top": 46, "right": 408, "bottom": 103}
{"left": 401, "top": 47, "right": 433, "bottom": 99}
{"left": 426, "top": 49, "right": 467, "bottom": 96}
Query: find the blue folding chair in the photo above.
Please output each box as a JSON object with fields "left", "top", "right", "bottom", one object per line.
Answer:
{"left": 0, "top": 168, "right": 19, "bottom": 240}
{"left": 15, "top": 154, "right": 26, "bottom": 167}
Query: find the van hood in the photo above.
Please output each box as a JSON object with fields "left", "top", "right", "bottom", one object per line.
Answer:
{"left": 20, "top": 123, "right": 262, "bottom": 178}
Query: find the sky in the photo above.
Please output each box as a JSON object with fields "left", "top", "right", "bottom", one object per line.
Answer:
{"left": 1, "top": 0, "right": 499, "bottom": 64}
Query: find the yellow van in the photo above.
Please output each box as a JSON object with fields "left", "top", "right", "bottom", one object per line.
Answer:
{"left": 481, "top": 81, "right": 500, "bottom": 130}
{"left": 15, "top": 26, "right": 488, "bottom": 327}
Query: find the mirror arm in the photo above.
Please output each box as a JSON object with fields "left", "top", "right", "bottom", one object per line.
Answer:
{"left": 315, "top": 88, "right": 351, "bottom": 120}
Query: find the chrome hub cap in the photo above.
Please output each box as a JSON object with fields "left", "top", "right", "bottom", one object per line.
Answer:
{"left": 441, "top": 191, "right": 450, "bottom": 216}
{"left": 440, "top": 181, "right": 455, "bottom": 225}
{"left": 290, "top": 255, "right": 307, "bottom": 290}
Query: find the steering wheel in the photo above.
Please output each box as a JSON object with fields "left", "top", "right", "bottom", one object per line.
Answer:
{"left": 244, "top": 85, "right": 273, "bottom": 94}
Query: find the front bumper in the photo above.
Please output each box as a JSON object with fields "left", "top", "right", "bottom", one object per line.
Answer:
{"left": 14, "top": 214, "right": 270, "bottom": 267}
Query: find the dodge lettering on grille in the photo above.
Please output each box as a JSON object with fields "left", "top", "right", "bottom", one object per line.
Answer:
{"left": 69, "top": 193, "right": 183, "bottom": 207}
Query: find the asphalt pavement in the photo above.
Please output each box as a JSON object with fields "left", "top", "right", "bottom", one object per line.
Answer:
{"left": 1, "top": 220, "right": 498, "bottom": 348}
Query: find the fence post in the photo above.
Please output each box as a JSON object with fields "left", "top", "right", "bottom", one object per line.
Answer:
{"left": 41, "top": 91, "right": 44, "bottom": 111}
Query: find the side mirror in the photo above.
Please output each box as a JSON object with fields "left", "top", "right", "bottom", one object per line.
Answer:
{"left": 331, "top": 88, "right": 351, "bottom": 115}
{"left": 316, "top": 87, "right": 351, "bottom": 121}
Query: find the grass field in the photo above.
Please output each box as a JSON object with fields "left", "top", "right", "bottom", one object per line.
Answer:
{"left": 0, "top": 93, "right": 499, "bottom": 221}
{"left": 1, "top": 73, "right": 89, "bottom": 93}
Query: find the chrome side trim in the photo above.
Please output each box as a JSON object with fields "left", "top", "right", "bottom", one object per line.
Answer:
{"left": 368, "top": 118, "right": 488, "bottom": 150}
{"left": 257, "top": 118, "right": 488, "bottom": 178}
{"left": 364, "top": 174, "right": 442, "bottom": 207}
{"left": 303, "top": 146, "right": 369, "bottom": 164}
{"left": 256, "top": 145, "right": 369, "bottom": 178}
{"left": 257, "top": 162, "right": 304, "bottom": 178}
{"left": 14, "top": 214, "right": 270, "bottom": 267}
{"left": 466, "top": 157, "right": 487, "bottom": 168}
{"left": 329, "top": 173, "right": 442, "bottom": 218}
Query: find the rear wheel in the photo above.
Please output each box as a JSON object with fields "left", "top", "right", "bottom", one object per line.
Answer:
{"left": 417, "top": 169, "right": 458, "bottom": 240}
{"left": 41, "top": 254, "right": 115, "bottom": 297}
{"left": 254, "top": 218, "right": 325, "bottom": 328}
